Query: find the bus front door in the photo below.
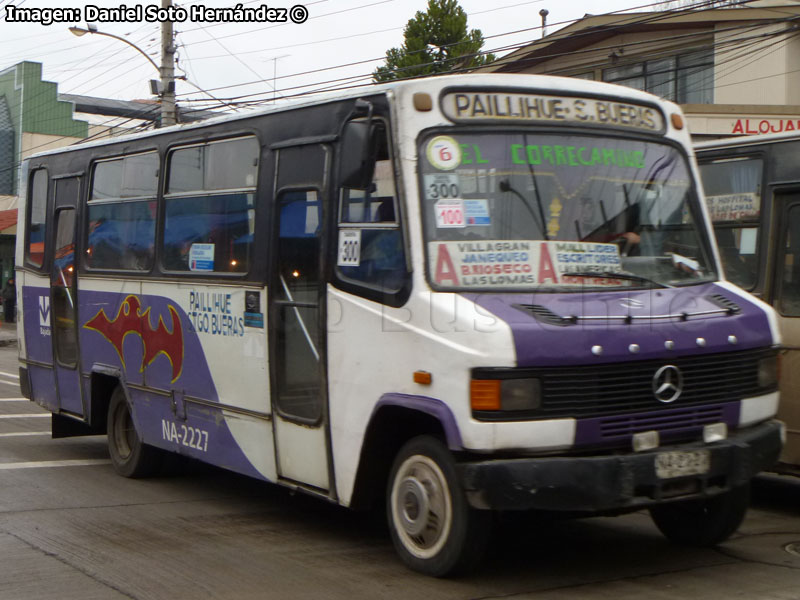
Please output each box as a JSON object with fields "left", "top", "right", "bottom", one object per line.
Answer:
{"left": 774, "top": 194, "right": 800, "bottom": 466}
{"left": 270, "top": 144, "right": 331, "bottom": 492}
{"left": 50, "top": 176, "right": 84, "bottom": 417}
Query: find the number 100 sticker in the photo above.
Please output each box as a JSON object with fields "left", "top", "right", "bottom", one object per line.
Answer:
{"left": 337, "top": 229, "right": 361, "bottom": 266}
{"left": 435, "top": 199, "right": 465, "bottom": 228}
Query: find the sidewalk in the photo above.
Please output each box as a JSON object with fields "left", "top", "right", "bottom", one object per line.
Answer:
{"left": 0, "top": 320, "right": 18, "bottom": 347}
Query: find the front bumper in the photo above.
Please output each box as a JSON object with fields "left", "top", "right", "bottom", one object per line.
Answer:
{"left": 459, "top": 420, "right": 782, "bottom": 512}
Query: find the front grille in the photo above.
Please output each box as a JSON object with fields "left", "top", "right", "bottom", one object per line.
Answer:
{"left": 538, "top": 347, "right": 774, "bottom": 419}
{"left": 599, "top": 405, "right": 727, "bottom": 437}
{"left": 473, "top": 347, "right": 776, "bottom": 422}
{"left": 575, "top": 403, "right": 738, "bottom": 447}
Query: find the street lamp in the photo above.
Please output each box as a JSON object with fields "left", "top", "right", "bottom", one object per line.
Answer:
{"left": 69, "top": 25, "right": 176, "bottom": 126}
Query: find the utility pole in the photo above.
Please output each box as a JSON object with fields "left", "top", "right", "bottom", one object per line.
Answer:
{"left": 161, "top": 0, "right": 177, "bottom": 126}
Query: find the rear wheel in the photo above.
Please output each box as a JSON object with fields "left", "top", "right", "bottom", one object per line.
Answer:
{"left": 107, "top": 386, "right": 162, "bottom": 478}
{"left": 387, "top": 436, "right": 490, "bottom": 577}
{"left": 649, "top": 484, "right": 750, "bottom": 546}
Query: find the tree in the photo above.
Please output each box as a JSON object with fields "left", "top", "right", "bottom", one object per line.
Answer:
{"left": 373, "top": 0, "right": 495, "bottom": 82}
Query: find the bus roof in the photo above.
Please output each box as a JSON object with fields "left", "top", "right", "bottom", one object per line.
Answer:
{"left": 25, "top": 73, "right": 682, "bottom": 161}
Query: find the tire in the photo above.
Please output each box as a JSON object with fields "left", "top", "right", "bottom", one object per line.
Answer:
{"left": 386, "top": 436, "right": 490, "bottom": 577}
{"left": 107, "top": 386, "right": 162, "bottom": 478}
{"left": 649, "top": 484, "right": 750, "bottom": 547}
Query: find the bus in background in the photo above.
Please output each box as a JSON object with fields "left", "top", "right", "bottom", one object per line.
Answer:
{"left": 696, "top": 131, "right": 800, "bottom": 473}
{"left": 16, "top": 74, "right": 782, "bottom": 577}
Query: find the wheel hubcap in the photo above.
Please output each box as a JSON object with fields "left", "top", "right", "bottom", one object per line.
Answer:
{"left": 399, "top": 476, "right": 430, "bottom": 537}
{"left": 391, "top": 454, "right": 453, "bottom": 559}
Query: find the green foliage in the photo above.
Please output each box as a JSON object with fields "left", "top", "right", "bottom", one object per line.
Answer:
{"left": 373, "top": 0, "right": 495, "bottom": 82}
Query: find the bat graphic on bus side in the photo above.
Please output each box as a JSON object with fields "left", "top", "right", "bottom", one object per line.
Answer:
{"left": 84, "top": 295, "right": 184, "bottom": 382}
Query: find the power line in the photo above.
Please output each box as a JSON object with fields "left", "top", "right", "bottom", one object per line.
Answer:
{"left": 4, "top": 0, "right": 795, "bottom": 170}
{"left": 0, "top": 114, "right": 157, "bottom": 180}
{"left": 187, "top": 18, "right": 284, "bottom": 99}
{"left": 175, "top": 6, "right": 796, "bottom": 108}
{"left": 172, "top": 0, "right": 733, "bottom": 99}
{"left": 174, "top": 0, "right": 547, "bottom": 62}
{"left": 176, "top": 0, "right": 383, "bottom": 40}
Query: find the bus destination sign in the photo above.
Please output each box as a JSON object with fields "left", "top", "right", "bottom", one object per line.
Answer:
{"left": 441, "top": 92, "right": 665, "bottom": 133}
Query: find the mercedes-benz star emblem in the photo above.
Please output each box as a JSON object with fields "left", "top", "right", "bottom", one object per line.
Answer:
{"left": 652, "top": 365, "right": 683, "bottom": 403}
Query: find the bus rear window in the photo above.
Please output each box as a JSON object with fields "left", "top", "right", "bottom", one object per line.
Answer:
{"left": 26, "top": 169, "right": 48, "bottom": 268}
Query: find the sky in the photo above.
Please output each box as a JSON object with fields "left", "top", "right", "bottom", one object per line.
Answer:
{"left": 1, "top": 0, "right": 657, "bottom": 116}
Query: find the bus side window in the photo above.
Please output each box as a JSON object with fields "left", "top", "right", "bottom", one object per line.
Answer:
{"left": 699, "top": 158, "right": 763, "bottom": 290}
{"left": 778, "top": 204, "right": 800, "bottom": 316}
{"left": 86, "top": 153, "right": 158, "bottom": 271}
{"left": 336, "top": 123, "right": 408, "bottom": 300}
{"left": 26, "top": 169, "right": 48, "bottom": 268}
{"left": 279, "top": 189, "right": 321, "bottom": 297}
{"left": 163, "top": 137, "right": 258, "bottom": 274}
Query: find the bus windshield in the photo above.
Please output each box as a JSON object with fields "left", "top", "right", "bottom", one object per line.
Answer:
{"left": 420, "top": 132, "right": 716, "bottom": 291}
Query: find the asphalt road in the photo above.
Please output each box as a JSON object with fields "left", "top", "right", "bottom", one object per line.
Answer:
{"left": 2, "top": 337, "right": 800, "bottom": 600}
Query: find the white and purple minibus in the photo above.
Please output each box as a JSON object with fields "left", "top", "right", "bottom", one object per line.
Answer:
{"left": 16, "top": 74, "right": 783, "bottom": 576}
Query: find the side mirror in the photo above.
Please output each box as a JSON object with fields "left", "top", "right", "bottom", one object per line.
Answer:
{"left": 339, "top": 120, "right": 378, "bottom": 189}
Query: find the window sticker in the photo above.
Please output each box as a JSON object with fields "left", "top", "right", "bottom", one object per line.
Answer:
{"left": 338, "top": 229, "right": 361, "bottom": 266}
{"left": 705, "top": 192, "right": 760, "bottom": 221}
{"left": 428, "top": 240, "right": 624, "bottom": 288}
{"left": 244, "top": 291, "right": 264, "bottom": 328}
{"left": 189, "top": 243, "right": 215, "bottom": 272}
{"left": 434, "top": 199, "right": 465, "bottom": 228}
{"left": 424, "top": 173, "right": 460, "bottom": 200}
{"left": 426, "top": 136, "right": 461, "bottom": 171}
{"left": 740, "top": 227, "right": 758, "bottom": 255}
{"left": 463, "top": 199, "right": 490, "bottom": 226}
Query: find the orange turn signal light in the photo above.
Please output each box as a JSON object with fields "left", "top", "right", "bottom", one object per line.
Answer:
{"left": 671, "top": 113, "right": 684, "bottom": 131}
{"left": 471, "top": 379, "right": 501, "bottom": 411}
{"left": 413, "top": 370, "right": 432, "bottom": 385}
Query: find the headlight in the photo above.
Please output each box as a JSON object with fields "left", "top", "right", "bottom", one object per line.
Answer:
{"left": 758, "top": 355, "right": 778, "bottom": 388}
{"left": 500, "top": 378, "right": 542, "bottom": 411}
{"left": 471, "top": 378, "right": 541, "bottom": 412}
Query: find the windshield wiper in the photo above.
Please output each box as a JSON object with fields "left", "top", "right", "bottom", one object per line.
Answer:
{"left": 568, "top": 270, "right": 674, "bottom": 288}
{"left": 499, "top": 179, "right": 548, "bottom": 240}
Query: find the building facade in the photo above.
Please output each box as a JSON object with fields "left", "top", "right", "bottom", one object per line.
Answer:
{"left": 486, "top": 2, "right": 800, "bottom": 140}
{"left": 0, "top": 61, "right": 217, "bottom": 294}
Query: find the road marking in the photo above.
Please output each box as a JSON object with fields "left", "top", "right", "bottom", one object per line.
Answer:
{"left": 0, "top": 459, "right": 110, "bottom": 470}
{"left": 0, "top": 398, "right": 28, "bottom": 402}
{"left": 0, "top": 380, "right": 21, "bottom": 388}
{"left": 0, "top": 431, "right": 50, "bottom": 437}
{"left": 0, "top": 371, "right": 19, "bottom": 379}
{"left": 0, "top": 414, "right": 50, "bottom": 419}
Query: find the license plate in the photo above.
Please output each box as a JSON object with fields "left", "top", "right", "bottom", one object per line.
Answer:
{"left": 655, "top": 450, "right": 710, "bottom": 479}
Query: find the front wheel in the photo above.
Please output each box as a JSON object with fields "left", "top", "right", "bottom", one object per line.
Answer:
{"left": 387, "top": 436, "right": 490, "bottom": 577}
{"left": 649, "top": 484, "right": 750, "bottom": 547}
{"left": 107, "top": 386, "right": 162, "bottom": 478}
